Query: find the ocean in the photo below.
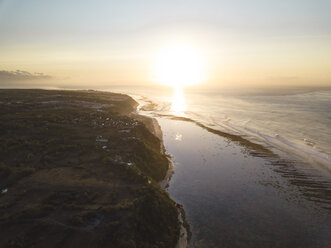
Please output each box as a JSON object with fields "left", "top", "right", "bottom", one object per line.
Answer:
{"left": 110, "top": 85, "right": 331, "bottom": 172}
{"left": 108, "top": 85, "right": 331, "bottom": 247}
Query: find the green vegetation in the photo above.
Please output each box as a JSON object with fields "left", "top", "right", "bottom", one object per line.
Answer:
{"left": 0, "top": 89, "right": 179, "bottom": 248}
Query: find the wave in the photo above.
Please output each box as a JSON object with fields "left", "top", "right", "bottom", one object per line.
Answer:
{"left": 132, "top": 95, "right": 331, "bottom": 210}
{"left": 132, "top": 94, "right": 331, "bottom": 173}
{"left": 204, "top": 114, "right": 331, "bottom": 172}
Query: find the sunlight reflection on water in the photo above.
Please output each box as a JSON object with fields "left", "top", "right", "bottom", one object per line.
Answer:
{"left": 171, "top": 87, "right": 186, "bottom": 116}
{"left": 175, "top": 133, "right": 183, "bottom": 141}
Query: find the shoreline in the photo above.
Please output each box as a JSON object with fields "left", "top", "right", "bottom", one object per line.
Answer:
{"left": 135, "top": 95, "right": 331, "bottom": 247}
{"left": 125, "top": 91, "right": 331, "bottom": 174}
{"left": 134, "top": 104, "right": 190, "bottom": 248}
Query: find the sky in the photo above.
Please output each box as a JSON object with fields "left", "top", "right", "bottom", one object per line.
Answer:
{"left": 0, "top": 0, "right": 331, "bottom": 88}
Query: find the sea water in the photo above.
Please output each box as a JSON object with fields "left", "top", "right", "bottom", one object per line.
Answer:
{"left": 183, "top": 87, "right": 331, "bottom": 170}
{"left": 158, "top": 117, "right": 331, "bottom": 247}
{"left": 109, "top": 85, "right": 331, "bottom": 172}
{"left": 108, "top": 85, "right": 331, "bottom": 247}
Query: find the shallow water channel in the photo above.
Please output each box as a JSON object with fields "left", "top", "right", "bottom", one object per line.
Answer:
{"left": 156, "top": 117, "right": 331, "bottom": 248}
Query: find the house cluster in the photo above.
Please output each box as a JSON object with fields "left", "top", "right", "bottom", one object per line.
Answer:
{"left": 95, "top": 135, "right": 134, "bottom": 168}
{"left": 90, "top": 114, "right": 142, "bottom": 130}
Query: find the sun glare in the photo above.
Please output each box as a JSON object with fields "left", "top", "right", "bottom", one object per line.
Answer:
{"left": 171, "top": 86, "right": 186, "bottom": 116}
{"left": 154, "top": 44, "right": 207, "bottom": 88}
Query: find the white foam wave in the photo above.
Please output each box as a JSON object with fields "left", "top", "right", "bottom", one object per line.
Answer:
{"left": 131, "top": 93, "right": 331, "bottom": 173}
{"left": 195, "top": 113, "right": 331, "bottom": 172}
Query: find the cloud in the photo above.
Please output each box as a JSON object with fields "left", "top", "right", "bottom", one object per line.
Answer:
{"left": 0, "top": 70, "right": 52, "bottom": 82}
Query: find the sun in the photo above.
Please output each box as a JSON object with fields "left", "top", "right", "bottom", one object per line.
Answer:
{"left": 153, "top": 43, "right": 207, "bottom": 88}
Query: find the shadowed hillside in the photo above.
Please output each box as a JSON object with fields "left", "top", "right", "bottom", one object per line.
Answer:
{"left": 0, "top": 89, "right": 180, "bottom": 248}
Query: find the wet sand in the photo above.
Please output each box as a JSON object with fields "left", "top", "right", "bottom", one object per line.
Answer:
{"left": 156, "top": 117, "right": 331, "bottom": 248}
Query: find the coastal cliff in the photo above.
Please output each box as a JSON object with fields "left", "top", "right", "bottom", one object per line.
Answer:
{"left": 0, "top": 89, "right": 180, "bottom": 248}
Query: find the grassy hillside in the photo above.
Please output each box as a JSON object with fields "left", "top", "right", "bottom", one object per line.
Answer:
{"left": 0, "top": 89, "right": 179, "bottom": 248}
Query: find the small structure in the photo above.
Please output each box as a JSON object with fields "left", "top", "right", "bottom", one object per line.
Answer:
{"left": 112, "top": 155, "right": 123, "bottom": 163}
{"left": 1, "top": 188, "right": 8, "bottom": 194}
{"left": 127, "top": 162, "right": 133, "bottom": 167}
{"left": 96, "top": 135, "right": 108, "bottom": 143}
{"left": 118, "top": 129, "right": 131, "bottom": 133}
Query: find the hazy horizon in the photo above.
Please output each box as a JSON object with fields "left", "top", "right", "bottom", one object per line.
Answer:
{"left": 1, "top": 0, "right": 331, "bottom": 88}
